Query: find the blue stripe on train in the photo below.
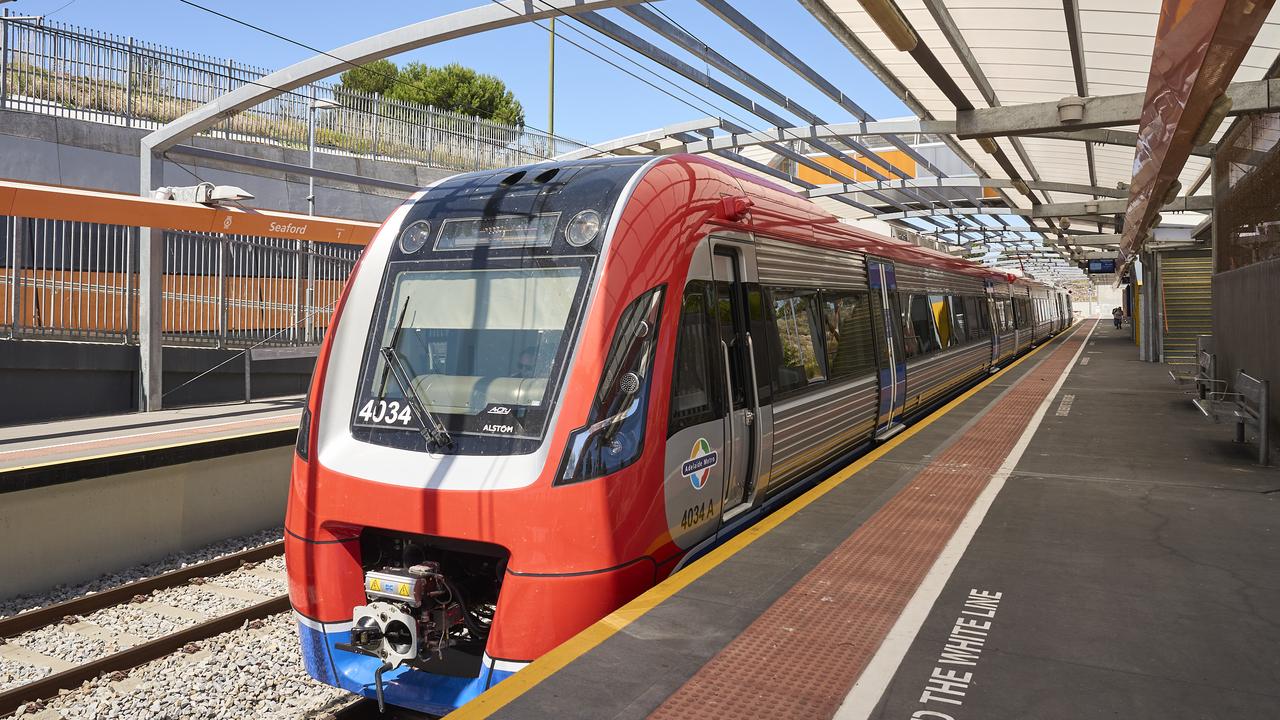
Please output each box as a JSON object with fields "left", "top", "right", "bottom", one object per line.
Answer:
{"left": 297, "top": 621, "right": 516, "bottom": 716}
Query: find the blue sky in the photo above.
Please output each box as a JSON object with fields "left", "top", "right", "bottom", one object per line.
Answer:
{"left": 10, "top": 0, "right": 910, "bottom": 144}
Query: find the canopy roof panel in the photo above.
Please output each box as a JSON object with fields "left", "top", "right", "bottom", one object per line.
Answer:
{"left": 817, "top": 0, "right": 1280, "bottom": 203}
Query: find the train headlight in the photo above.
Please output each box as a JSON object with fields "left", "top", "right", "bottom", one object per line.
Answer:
{"left": 565, "top": 209, "right": 602, "bottom": 247}
{"left": 399, "top": 220, "right": 432, "bottom": 254}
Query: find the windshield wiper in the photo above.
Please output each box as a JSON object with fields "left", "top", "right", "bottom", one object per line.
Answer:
{"left": 381, "top": 297, "right": 453, "bottom": 450}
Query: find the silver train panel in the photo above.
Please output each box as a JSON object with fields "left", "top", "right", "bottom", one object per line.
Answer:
{"left": 755, "top": 236, "right": 868, "bottom": 290}
{"left": 903, "top": 343, "right": 990, "bottom": 414}
{"left": 997, "top": 332, "right": 1017, "bottom": 361}
{"left": 895, "top": 263, "right": 985, "bottom": 295}
{"left": 766, "top": 374, "right": 878, "bottom": 492}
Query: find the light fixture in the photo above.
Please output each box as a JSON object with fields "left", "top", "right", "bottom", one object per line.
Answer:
{"left": 398, "top": 220, "right": 432, "bottom": 254}
{"left": 153, "top": 183, "right": 254, "bottom": 206}
{"left": 858, "top": 0, "right": 918, "bottom": 52}
{"left": 565, "top": 209, "right": 602, "bottom": 247}
{"left": 1192, "top": 94, "right": 1232, "bottom": 147}
{"left": 1056, "top": 96, "right": 1086, "bottom": 123}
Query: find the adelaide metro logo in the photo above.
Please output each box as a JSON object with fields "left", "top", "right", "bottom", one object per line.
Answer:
{"left": 681, "top": 438, "right": 718, "bottom": 490}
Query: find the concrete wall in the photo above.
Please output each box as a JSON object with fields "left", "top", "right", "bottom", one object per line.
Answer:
{"left": 0, "top": 339, "right": 315, "bottom": 426}
{"left": 0, "top": 446, "right": 290, "bottom": 600}
{"left": 0, "top": 109, "right": 458, "bottom": 222}
{"left": 1212, "top": 257, "right": 1280, "bottom": 433}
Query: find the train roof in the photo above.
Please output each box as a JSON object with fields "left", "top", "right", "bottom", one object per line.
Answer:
{"left": 668, "top": 154, "right": 1058, "bottom": 293}
{"left": 420, "top": 154, "right": 1060, "bottom": 294}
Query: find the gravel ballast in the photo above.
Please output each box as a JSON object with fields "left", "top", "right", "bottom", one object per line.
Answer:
{"left": 0, "top": 528, "right": 284, "bottom": 620}
{"left": 13, "top": 612, "right": 350, "bottom": 719}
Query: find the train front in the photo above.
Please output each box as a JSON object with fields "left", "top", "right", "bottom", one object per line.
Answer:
{"left": 284, "top": 158, "right": 662, "bottom": 715}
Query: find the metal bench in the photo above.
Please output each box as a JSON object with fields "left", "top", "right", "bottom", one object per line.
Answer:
{"left": 1193, "top": 370, "right": 1271, "bottom": 466}
{"left": 1169, "top": 336, "right": 1217, "bottom": 400}
{"left": 1170, "top": 349, "right": 1221, "bottom": 400}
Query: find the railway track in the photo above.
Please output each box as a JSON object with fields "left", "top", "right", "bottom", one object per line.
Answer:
{"left": 332, "top": 698, "right": 440, "bottom": 719}
{"left": 0, "top": 540, "right": 287, "bottom": 716}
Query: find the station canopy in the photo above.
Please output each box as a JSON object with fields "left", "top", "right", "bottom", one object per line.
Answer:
{"left": 557, "top": 0, "right": 1280, "bottom": 288}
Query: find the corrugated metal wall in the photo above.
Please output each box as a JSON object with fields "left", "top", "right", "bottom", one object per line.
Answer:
{"left": 1212, "top": 257, "right": 1280, "bottom": 432}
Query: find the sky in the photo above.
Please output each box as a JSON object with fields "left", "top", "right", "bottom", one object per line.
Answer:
{"left": 4, "top": 0, "right": 911, "bottom": 145}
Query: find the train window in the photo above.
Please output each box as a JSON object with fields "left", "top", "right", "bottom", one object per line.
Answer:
{"left": 928, "top": 295, "right": 957, "bottom": 349}
{"left": 744, "top": 284, "right": 774, "bottom": 406}
{"left": 714, "top": 281, "right": 746, "bottom": 410}
{"left": 820, "top": 291, "right": 876, "bottom": 380}
{"left": 902, "top": 294, "right": 941, "bottom": 357}
{"left": 966, "top": 297, "right": 989, "bottom": 340}
{"left": 557, "top": 286, "right": 665, "bottom": 486}
{"left": 668, "top": 281, "right": 721, "bottom": 436}
{"left": 355, "top": 265, "right": 584, "bottom": 442}
{"left": 898, "top": 292, "right": 919, "bottom": 358}
{"left": 1004, "top": 300, "right": 1015, "bottom": 332}
{"left": 770, "top": 288, "right": 825, "bottom": 392}
{"left": 949, "top": 296, "right": 969, "bottom": 344}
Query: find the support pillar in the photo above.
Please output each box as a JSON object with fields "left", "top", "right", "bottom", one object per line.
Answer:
{"left": 139, "top": 151, "right": 165, "bottom": 411}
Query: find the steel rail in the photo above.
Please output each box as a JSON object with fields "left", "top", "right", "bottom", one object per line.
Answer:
{"left": 334, "top": 698, "right": 440, "bottom": 719}
{"left": 0, "top": 540, "right": 284, "bottom": 639}
{"left": 0, "top": 594, "right": 289, "bottom": 715}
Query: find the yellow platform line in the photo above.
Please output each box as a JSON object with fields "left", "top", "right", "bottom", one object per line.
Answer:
{"left": 447, "top": 322, "right": 1083, "bottom": 719}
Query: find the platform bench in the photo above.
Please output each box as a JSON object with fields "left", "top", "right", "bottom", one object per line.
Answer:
{"left": 1169, "top": 340, "right": 1218, "bottom": 401}
{"left": 1193, "top": 370, "right": 1271, "bottom": 466}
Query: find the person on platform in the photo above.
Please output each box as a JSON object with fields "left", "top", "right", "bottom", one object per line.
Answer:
{"left": 1112, "top": 306, "right": 1123, "bottom": 329}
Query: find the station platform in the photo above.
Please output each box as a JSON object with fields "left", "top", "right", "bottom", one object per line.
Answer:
{"left": 455, "top": 319, "right": 1280, "bottom": 720}
{"left": 0, "top": 398, "right": 303, "bottom": 492}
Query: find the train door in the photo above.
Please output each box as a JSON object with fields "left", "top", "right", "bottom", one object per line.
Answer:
{"left": 866, "top": 259, "right": 906, "bottom": 439}
{"left": 985, "top": 285, "right": 999, "bottom": 366}
{"left": 710, "top": 246, "right": 759, "bottom": 518}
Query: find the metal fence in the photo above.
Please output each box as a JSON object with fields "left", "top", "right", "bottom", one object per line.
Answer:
{"left": 1, "top": 216, "right": 360, "bottom": 348}
{"left": 0, "top": 17, "right": 584, "bottom": 171}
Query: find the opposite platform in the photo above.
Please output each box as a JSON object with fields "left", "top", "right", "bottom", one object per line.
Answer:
{"left": 450, "top": 319, "right": 1280, "bottom": 720}
{"left": 0, "top": 397, "right": 302, "bottom": 492}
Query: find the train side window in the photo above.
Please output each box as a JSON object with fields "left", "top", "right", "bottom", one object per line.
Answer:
{"left": 668, "top": 281, "right": 720, "bottom": 436}
{"left": 950, "top": 296, "right": 969, "bottom": 344}
{"left": 928, "top": 294, "right": 956, "bottom": 349}
{"left": 905, "top": 294, "right": 941, "bottom": 356}
{"left": 966, "top": 296, "right": 989, "bottom": 340}
{"left": 898, "top": 292, "right": 920, "bottom": 358}
{"left": 821, "top": 291, "right": 876, "bottom": 380}
{"left": 745, "top": 284, "right": 774, "bottom": 406}
{"left": 769, "top": 288, "right": 825, "bottom": 392}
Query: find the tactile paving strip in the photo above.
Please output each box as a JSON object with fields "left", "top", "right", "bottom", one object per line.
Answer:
{"left": 649, "top": 322, "right": 1094, "bottom": 720}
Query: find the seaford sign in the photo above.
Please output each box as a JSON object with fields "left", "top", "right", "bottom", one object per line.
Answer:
{"left": 268, "top": 221, "right": 308, "bottom": 236}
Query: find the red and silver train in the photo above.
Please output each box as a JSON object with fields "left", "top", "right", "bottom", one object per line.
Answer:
{"left": 285, "top": 154, "right": 1071, "bottom": 714}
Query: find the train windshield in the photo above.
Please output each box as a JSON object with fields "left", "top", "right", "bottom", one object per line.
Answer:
{"left": 354, "top": 265, "right": 585, "bottom": 442}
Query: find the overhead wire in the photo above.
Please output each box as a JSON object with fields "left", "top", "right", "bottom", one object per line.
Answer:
{"left": 493, "top": 0, "right": 956, "bottom": 228}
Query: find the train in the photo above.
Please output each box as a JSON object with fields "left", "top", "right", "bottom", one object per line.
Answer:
{"left": 284, "top": 154, "right": 1072, "bottom": 714}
